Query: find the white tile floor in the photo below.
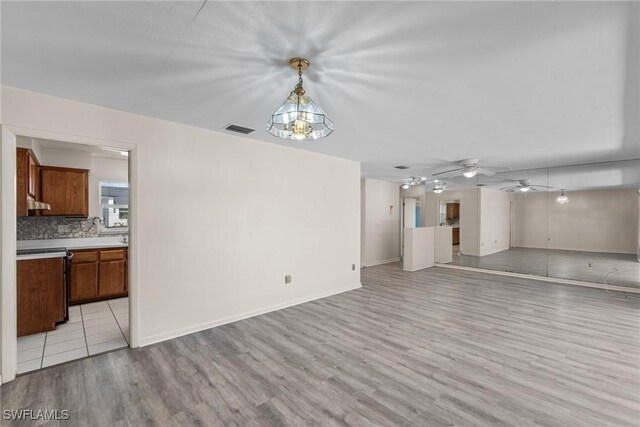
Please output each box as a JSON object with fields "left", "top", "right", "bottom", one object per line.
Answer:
{"left": 17, "top": 297, "right": 129, "bottom": 374}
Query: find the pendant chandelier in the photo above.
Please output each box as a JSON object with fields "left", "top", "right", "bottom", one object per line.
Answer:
{"left": 267, "top": 58, "right": 334, "bottom": 140}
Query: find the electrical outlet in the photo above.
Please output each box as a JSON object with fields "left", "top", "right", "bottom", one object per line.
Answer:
{"left": 285, "top": 275, "right": 292, "bottom": 284}
{"left": 352, "top": 264, "right": 356, "bottom": 271}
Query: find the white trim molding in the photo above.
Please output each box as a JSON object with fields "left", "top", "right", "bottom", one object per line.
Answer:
{"left": 140, "top": 283, "right": 362, "bottom": 347}
{"left": 362, "top": 258, "right": 400, "bottom": 268}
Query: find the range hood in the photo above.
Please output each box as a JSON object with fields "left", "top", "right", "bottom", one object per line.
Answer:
{"left": 27, "top": 195, "right": 51, "bottom": 211}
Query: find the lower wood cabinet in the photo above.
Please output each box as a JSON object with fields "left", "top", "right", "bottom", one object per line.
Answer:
{"left": 99, "top": 260, "right": 127, "bottom": 296}
{"left": 17, "top": 257, "right": 65, "bottom": 337}
{"left": 69, "top": 262, "right": 99, "bottom": 301}
{"left": 69, "top": 247, "right": 128, "bottom": 305}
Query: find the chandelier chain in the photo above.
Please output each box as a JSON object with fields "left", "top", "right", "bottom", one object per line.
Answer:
{"left": 294, "top": 60, "right": 305, "bottom": 96}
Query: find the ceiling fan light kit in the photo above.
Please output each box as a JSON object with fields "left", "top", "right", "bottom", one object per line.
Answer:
{"left": 267, "top": 58, "right": 334, "bottom": 141}
{"left": 557, "top": 190, "right": 569, "bottom": 204}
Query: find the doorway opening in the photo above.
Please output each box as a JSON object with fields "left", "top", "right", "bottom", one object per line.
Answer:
{"left": 439, "top": 199, "right": 460, "bottom": 257}
{"left": 15, "top": 137, "right": 131, "bottom": 374}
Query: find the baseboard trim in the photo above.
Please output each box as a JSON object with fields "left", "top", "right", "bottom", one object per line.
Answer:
{"left": 362, "top": 258, "right": 400, "bottom": 267}
{"left": 140, "top": 283, "right": 362, "bottom": 346}
{"left": 435, "top": 263, "right": 640, "bottom": 293}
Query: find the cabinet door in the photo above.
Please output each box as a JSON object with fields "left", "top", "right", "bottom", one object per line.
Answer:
{"left": 17, "top": 258, "right": 65, "bottom": 337}
{"left": 40, "top": 167, "right": 89, "bottom": 217}
{"left": 69, "top": 262, "right": 99, "bottom": 302}
{"left": 28, "top": 153, "right": 38, "bottom": 198}
{"left": 99, "top": 260, "right": 126, "bottom": 296}
{"left": 16, "top": 149, "right": 28, "bottom": 217}
{"left": 452, "top": 228, "right": 460, "bottom": 245}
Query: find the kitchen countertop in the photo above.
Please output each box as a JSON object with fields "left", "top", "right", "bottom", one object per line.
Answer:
{"left": 17, "top": 237, "right": 128, "bottom": 251}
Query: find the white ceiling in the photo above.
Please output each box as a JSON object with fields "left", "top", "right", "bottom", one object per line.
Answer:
{"left": 2, "top": 1, "right": 638, "bottom": 182}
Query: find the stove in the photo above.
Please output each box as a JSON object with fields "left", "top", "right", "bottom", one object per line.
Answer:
{"left": 17, "top": 247, "right": 68, "bottom": 256}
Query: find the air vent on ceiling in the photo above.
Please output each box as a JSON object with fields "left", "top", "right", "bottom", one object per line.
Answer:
{"left": 225, "top": 124, "right": 255, "bottom": 135}
{"left": 394, "top": 165, "right": 410, "bottom": 169}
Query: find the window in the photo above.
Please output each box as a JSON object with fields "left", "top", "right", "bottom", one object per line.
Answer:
{"left": 100, "top": 181, "right": 128, "bottom": 229}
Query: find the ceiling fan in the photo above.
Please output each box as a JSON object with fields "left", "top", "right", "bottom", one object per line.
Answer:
{"left": 432, "top": 159, "right": 510, "bottom": 178}
{"left": 400, "top": 176, "right": 441, "bottom": 189}
{"left": 500, "top": 180, "right": 551, "bottom": 192}
{"left": 432, "top": 182, "right": 447, "bottom": 194}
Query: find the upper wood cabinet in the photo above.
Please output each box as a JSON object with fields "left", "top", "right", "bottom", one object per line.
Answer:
{"left": 16, "top": 148, "right": 40, "bottom": 217}
{"left": 40, "top": 166, "right": 89, "bottom": 217}
{"left": 446, "top": 203, "right": 460, "bottom": 221}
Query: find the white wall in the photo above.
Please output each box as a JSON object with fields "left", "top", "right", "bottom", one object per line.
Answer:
{"left": 361, "top": 179, "right": 400, "bottom": 266}
{"left": 1, "top": 87, "right": 361, "bottom": 355}
{"left": 38, "top": 147, "right": 91, "bottom": 169}
{"left": 513, "top": 189, "right": 639, "bottom": 254}
{"left": 479, "top": 188, "right": 511, "bottom": 256}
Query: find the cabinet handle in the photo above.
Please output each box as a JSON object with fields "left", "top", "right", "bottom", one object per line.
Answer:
{"left": 67, "top": 252, "right": 74, "bottom": 259}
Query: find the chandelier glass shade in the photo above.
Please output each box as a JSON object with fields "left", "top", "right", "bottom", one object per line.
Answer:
{"left": 267, "top": 58, "right": 333, "bottom": 140}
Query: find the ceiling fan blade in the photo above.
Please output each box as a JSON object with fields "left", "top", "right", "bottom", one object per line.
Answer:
{"left": 483, "top": 166, "right": 512, "bottom": 172}
{"left": 499, "top": 186, "right": 515, "bottom": 191}
{"left": 476, "top": 168, "right": 496, "bottom": 176}
{"left": 432, "top": 168, "right": 462, "bottom": 177}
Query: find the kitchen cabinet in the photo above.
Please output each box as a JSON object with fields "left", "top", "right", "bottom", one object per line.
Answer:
{"left": 69, "top": 247, "right": 128, "bottom": 305}
{"left": 446, "top": 203, "right": 460, "bottom": 221}
{"left": 17, "top": 257, "right": 65, "bottom": 336}
{"left": 70, "top": 258, "right": 99, "bottom": 302}
{"left": 452, "top": 227, "right": 460, "bottom": 245}
{"left": 16, "top": 148, "right": 40, "bottom": 217}
{"left": 40, "top": 166, "right": 89, "bottom": 217}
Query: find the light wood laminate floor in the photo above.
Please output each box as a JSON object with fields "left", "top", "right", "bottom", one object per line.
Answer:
{"left": 2, "top": 264, "right": 639, "bottom": 426}
{"left": 450, "top": 247, "right": 640, "bottom": 288}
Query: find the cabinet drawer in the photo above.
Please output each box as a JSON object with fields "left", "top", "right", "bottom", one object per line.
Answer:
{"left": 100, "top": 249, "right": 126, "bottom": 261}
{"left": 70, "top": 251, "right": 98, "bottom": 263}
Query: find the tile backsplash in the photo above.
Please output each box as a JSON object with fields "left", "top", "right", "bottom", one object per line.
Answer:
{"left": 18, "top": 216, "right": 123, "bottom": 240}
